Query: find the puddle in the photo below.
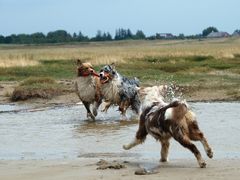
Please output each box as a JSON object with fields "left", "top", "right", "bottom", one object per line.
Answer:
{"left": 0, "top": 102, "right": 240, "bottom": 160}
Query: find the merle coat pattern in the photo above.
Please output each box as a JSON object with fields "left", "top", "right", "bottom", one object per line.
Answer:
{"left": 123, "top": 87, "right": 213, "bottom": 168}
{"left": 99, "top": 64, "right": 140, "bottom": 117}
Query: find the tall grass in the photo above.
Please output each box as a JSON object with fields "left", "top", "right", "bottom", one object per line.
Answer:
{"left": 1, "top": 38, "right": 240, "bottom": 68}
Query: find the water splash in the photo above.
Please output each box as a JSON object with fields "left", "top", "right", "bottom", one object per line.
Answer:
{"left": 165, "top": 82, "right": 184, "bottom": 102}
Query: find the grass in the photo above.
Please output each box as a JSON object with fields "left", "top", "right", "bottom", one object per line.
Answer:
{"left": 0, "top": 38, "right": 240, "bottom": 100}
{"left": 11, "top": 77, "right": 66, "bottom": 101}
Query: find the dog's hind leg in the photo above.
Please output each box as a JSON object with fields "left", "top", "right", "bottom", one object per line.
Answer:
{"left": 82, "top": 101, "right": 95, "bottom": 120}
{"left": 160, "top": 138, "right": 171, "bottom": 162}
{"left": 120, "top": 101, "right": 130, "bottom": 120}
{"left": 101, "top": 101, "right": 111, "bottom": 112}
{"left": 173, "top": 128, "right": 206, "bottom": 168}
{"left": 189, "top": 121, "right": 213, "bottom": 159}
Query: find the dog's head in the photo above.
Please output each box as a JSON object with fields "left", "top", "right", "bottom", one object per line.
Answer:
{"left": 76, "top": 59, "right": 99, "bottom": 77}
{"left": 99, "top": 64, "right": 116, "bottom": 84}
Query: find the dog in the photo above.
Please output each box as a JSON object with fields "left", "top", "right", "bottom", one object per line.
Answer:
{"left": 123, "top": 86, "right": 213, "bottom": 168}
{"left": 75, "top": 59, "right": 102, "bottom": 120}
{"left": 99, "top": 64, "right": 140, "bottom": 118}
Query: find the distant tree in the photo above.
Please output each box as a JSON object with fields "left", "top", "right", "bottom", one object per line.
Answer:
{"left": 47, "top": 30, "right": 72, "bottom": 43}
{"left": 146, "top": 35, "right": 156, "bottom": 40}
{"left": 0, "top": 35, "right": 4, "bottom": 43}
{"left": 77, "top": 31, "right": 89, "bottom": 41}
{"left": 126, "top": 29, "right": 133, "bottom": 39}
{"left": 156, "top": 33, "right": 161, "bottom": 39}
{"left": 95, "top": 30, "right": 103, "bottom": 41}
{"left": 202, "top": 26, "right": 218, "bottom": 37}
{"left": 4, "top": 36, "right": 13, "bottom": 43}
{"left": 178, "top": 33, "right": 185, "bottom": 39}
{"left": 30, "top": 32, "right": 46, "bottom": 43}
{"left": 134, "top": 30, "right": 146, "bottom": 39}
{"left": 233, "top": 29, "right": 240, "bottom": 34}
{"left": 106, "top": 32, "right": 112, "bottom": 41}
{"left": 72, "top": 32, "right": 77, "bottom": 40}
{"left": 115, "top": 28, "right": 134, "bottom": 40}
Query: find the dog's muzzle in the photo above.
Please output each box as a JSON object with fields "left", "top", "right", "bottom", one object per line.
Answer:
{"left": 99, "top": 72, "right": 109, "bottom": 84}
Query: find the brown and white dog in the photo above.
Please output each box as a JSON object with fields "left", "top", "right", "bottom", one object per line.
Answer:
{"left": 75, "top": 60, "right": 102, "bottom": 120}
{"left": 123, "top": 86, "right": 213, "bottom": 168}
{"left": 99, "top": 64, "right": 141, "bottom": 119}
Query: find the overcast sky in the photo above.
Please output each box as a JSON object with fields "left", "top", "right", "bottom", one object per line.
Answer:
{"left": 0, "top": 0, "right": 239, "bottom": 37}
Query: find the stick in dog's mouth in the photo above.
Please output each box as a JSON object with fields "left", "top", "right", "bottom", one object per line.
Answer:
{"left": 91, "top": 71, "right": 100, "bottom": 77}
{"left": 100, "top": 76, "right": 109, "bottom": 84}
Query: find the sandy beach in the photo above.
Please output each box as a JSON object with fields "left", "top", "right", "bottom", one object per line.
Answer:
{"left": 0, "top": 158, "right": 239, "bottom": 180}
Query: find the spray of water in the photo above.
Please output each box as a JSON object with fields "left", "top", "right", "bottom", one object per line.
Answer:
{"left": 165, "top": 82, "right": 184, "bottom": 102}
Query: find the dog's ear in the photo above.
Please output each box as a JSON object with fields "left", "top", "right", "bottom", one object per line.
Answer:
{"left": 110, "top": 63, "right": 116, "bottom": 74}
{"left": 76, "top": 59, "right": 82, "bottom": 66}
{"left": 110, "top": 63, "right": 116, "bottom": 69}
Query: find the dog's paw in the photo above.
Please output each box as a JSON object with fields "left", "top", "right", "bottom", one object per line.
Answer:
{"left": 199, "top": 161, "right": 206, "bottom": 168}
{"left": 123, "top": 144, "right": 130, "bottom": 150}
{"left": 93, "top": 108, "right": 98, "bottom": 116}
{"left": 160, "top": 158, "right": 168, "bottom": 162}
{"left": 207, "top": 149, "right": 213, "bottom": 159}
{"left": 120, "top": 115, "right": 128, "bottom": 121}
{"left": 87, "top": 113, "right": 95, "bottom": 121}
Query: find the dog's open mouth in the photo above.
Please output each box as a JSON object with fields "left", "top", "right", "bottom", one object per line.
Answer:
{"left": 100, "top": 76, "right": 109, "bottom": 84}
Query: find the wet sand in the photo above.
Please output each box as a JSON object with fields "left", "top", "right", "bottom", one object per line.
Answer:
{"left": 0, "top": 158, "right": 239, "bottom": 180}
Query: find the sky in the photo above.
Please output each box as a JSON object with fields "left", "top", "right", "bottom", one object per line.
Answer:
{"left": 0, "top": 0, "right": 239, "bottom": 37}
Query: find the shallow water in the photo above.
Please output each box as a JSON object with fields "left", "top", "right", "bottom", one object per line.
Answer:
{"left": 0, "top": 102, "right": 240, "bottom": 160}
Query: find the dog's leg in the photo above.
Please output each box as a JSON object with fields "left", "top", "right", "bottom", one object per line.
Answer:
{"left": 92, "top": 99, "right": 102, "bottom": 117}
{"left": 123, "top": 111, "right": 148, "bottom": 150}
{"left": 172, "top": 126, "right": 206, "bottom": 168}
{"left": 82, "top": 101, "right": 95, "bottom": 120}
{"left": 119, "top": 101, "right": 129, "bottom": 120}
{"left": 189, "top": 121, "right": 213, "bottom": 158}
{"left": 160, "top": 138, "right": 170, "bottom": 162}
{"left": 123, "top": 138, "right": 142, "bottom": 150}
{"left": 101, "top": 101, "right": 111, "bottom": 112}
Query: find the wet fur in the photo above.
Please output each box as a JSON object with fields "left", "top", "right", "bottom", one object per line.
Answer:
{"left": 75, "top": 60, "right": 102, "bottom": 120}
{"left": 100, "top": 64, "right": 140, "bottom": 117}
{"left": 123, "top": 86, "right": 213, "bottom": 168}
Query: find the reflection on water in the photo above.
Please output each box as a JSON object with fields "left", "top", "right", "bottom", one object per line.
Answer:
{"left": 75, "top": 119, "right": 138, "bottom": 134}
{"left": 0, "top": 102, "right": 240, "bottom": 160}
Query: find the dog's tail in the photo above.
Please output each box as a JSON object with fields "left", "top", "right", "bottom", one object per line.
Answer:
{"left": 122, "top": 76, "right": 140, "bottom": 87}
{"left": 159, "top": 100, "right": 188, "bottom": 121}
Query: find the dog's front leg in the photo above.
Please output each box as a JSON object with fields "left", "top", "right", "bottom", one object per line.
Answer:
{"left": 92, "top": 99, "right": 102, "bottom": 117}
{"left": 82, "top": 101, "right": 95, "bottom": 120}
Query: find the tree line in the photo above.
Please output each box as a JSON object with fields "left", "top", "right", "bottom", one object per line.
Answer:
{"left": 0, "top": 27, "right": 239, "bottom": 44}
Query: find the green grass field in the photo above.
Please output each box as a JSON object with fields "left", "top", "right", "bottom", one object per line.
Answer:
{"left": 0, "top": 38, "right": 240, "bottom": 100}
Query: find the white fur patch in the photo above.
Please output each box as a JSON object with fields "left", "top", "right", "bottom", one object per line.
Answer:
{"left": 75, "top": 76, "right": 96, "bottom": 103}
{"left": 164, "top": 108, "right": 173, "bottom": 120}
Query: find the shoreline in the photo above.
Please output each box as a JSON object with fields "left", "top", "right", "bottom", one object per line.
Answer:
{"left": 0, "top": 158, "right": 239, "bottom": 180}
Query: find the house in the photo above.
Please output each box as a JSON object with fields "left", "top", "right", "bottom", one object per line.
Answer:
{"left": 207, "top": 31, "right": 230, "bottom": 38}
{"left": 156, "top": 33, "right": 174, "bottom": 39}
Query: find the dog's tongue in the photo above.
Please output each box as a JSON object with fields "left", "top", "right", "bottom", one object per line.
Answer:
{"left": 92, "top": 71, "right": 100, "bottom": 77}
